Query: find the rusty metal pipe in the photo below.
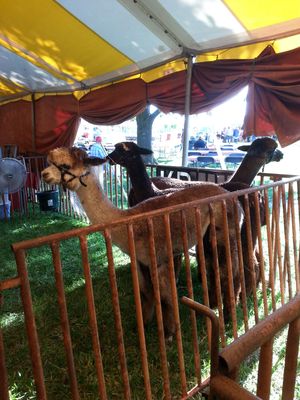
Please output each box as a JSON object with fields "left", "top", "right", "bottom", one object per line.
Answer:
{"left": 210, "top": 375, "right": 260, "bottom": 399}
{"left": 51, "top": 241, "right": 80, "bottom": 400}
{"left": 180, "top": 296, "right": 219, "bottom": 378}
{"left": 14, "top": 249, "right": 47, "bottom": 399}
{"left": 282, "top": 316, "right": 300, "bottom": 400}
{"left": 219, "top": 294, "right": 300, "bottom": 375}
{"left": 0, "top": 276, "right": 21, "bottom": 290}
{"left": 0, "top": 294, "right": 9, "bottom": 400}
{"left": 256, "top": 338, "right": 273, "bottom": 399}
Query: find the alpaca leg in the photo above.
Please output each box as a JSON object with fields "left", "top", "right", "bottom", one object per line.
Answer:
{"left": 217, "top": 239, "right": 241, "bottom": 322}
{"left": 244, "top": 248, "right": 261, "bottom": 296}
{"left": 197, "top": 230, "right": 218, "bottom": 308}
{"left": 138, "top": 262, "right": 155, "bottom": 325}
{"left": 158, "top": 265, "right": 176, "bottom": 339}
{"left": 173, "top": 254, "right": 182, "bottom": 282}
{"left": 207, "top": 266, "right": 218, "bottom": 309}
{"left": 254, "top": 247, "right": 262, "bottom": 287}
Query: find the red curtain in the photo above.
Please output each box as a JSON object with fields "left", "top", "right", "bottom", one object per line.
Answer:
{"left": 34, "top": 95, "right": 79, "bottom": 154}
{"left": 2, "top": 45, "right": 300, "bottom": 153}
{"left": 80, "top": 79, "right": 147, "bottom": 125}
{"left": 191, "top": 46, "right": 300, "bottom": 146}
{"left": 0, "top": 100, "right": 32, "bottom": 154}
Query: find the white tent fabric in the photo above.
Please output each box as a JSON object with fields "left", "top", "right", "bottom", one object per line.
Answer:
{"left": 1, "top": 0, "right": 300, "bottom": 104}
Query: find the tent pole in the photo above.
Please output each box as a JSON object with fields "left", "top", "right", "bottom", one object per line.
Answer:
{"left": 181, "top": 55, "right": 193, "bottom": 167}
{"left": 31, "top": 94, "right": 37, "bottom": 153}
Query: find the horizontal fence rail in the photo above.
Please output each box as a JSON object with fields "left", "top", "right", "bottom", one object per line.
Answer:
{"left": 209, "top": 294, "right": 300, "bottom": 400}
{"left": 1, "top": 176, "right": 300, "bottom": 399}
{"left": 0, "top": 155, "right": 296, "bottom": 221}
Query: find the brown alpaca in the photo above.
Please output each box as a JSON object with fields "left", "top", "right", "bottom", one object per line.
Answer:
{"left": 41, "top": 147, "right": 243, "bottom": 338}
{"left": 151, "top": 138, "right": 283, "bottom": 297}
{"left": 107, "top": 138, "right": 283, "bottom": 303}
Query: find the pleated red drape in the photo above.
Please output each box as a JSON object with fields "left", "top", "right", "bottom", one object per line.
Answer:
{"left": 80, "top": 79, "right": 147, "bottom": 125}
{"left": 2, "top": 45, "right": 300, "bottom": 153}
{"left": 0, "top": 100, "right": 32, "bottom": 154}
{"left": 191, "top": 46, "right": 300, "bottom": 147}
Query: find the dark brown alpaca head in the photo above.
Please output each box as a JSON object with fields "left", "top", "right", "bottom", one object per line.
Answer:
{"left": 106, "top": 142, "right": 153, "bottom": 167}
{"left": 238, "top": 137, "right": 283, "bottom": 164}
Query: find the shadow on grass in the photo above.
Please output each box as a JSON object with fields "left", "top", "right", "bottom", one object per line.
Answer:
{"left": 1, "top": 213, "right": 267, "bottom": 399}
{"left": 2, "top": 249, "right": 215, "bottom": 400}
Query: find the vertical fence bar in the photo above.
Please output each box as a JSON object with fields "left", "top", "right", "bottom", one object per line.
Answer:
{"left": 180, "top": 210, "right": 202, "bottom": 386}
{"left": 0, "top": 294, "right": 9, "bottom": 400}
{"left": 119, "top": 165, "right": 124, "bottom": 209}
{"left": 253, "top": 191, "right": 268, "bottom": 317}
{"left": 163, "top": 213, "right": 187, "bottom": 397}
{"left": 273, "top": 189, "right": 285, "bottom": 305}
{"left": 126, "top": 223, "right": 152, "bottom": 400}
{"left": 103, "top": 229, "right": 131, "bottom": 400}
{"left": 195, "top": 207, "right": 212, "bottom": 348}
{"left": 146, "top": 218, "right": 172, "bottom": 400}
{"left": 282, "top": 317, "right": 300, "bottom": 400}
{"left": 221, "top": 200, "right": 238, "bottom": 339}
{"left": 104, "top": 163, "right": 109, "bottom": 196}
{"left": 109, "top": 165, "right": 113, "bottom": 202}
{"left": 114, "top": 165, "right": 118, "bottom": 207}
{"left": 264, "top": 188, "right": 276, "bottom": 310}
{"left": 256, "top": 338, "right": 273, "bottom": 399}
{"left": 243, "top": 195, "right": 259, "bottom": 323}
{"left": 79, "top": 235, "right": 107, "bottom": 400}
{"left": 208, "top": 205, "right": 226, "bottom": 347}
{"left": 289, "top": 183, "right": 300, "bottom": 294}
{"left": 233, "top": 198, "right": 249, "bottom": 332}
{"left": 50, "top": 241, "right": 80, "bottom": 400}
{"left": 14, "top": 249, "right": 47, "bottom": 399}
{"left": 280, "top": 184, "right": 292, "bottom": 299}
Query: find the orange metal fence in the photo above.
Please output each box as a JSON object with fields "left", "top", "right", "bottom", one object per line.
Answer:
{"left": 1, "top": 176, "right": 299, "bottom": 399}
{"left": 1, "top": 155, "right": 294, "bottom": 221}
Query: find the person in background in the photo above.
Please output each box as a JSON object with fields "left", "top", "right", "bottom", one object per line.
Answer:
{"left": 193, "top": 135, "right": 207, "bottom": 149}
{"left": 225, "top": 126, "right": 234, "bottom": 143}
{"left": 89, "top": 136, "right": 107, "bottom": 158}
{"left": 188, "top": 136, "right": 196, "bottom": 150}
{"left": 233, "top": 127, "right": 240, "bottom": 143}
{"left": 88, "top": 136, "right": 107, "bottom": 187}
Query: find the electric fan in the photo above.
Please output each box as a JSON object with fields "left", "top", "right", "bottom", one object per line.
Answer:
{"left": 0, "top": 156, "right": 27, "bottom": 219}
{"left": 0, "top": 157, "right": 27, "bottom": 194}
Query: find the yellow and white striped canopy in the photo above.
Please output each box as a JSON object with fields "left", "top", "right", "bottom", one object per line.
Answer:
{"left": 1, "top": 0, "right": 300, "bottom": 104}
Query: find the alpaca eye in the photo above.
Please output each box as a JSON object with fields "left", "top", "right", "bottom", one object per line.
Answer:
{"left": 61, "top": 164, "right": 71, "bottom": 170}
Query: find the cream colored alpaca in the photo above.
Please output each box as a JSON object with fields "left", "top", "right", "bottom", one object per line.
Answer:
{"left": 41, "top": 147, "right": 243, "bottom": 337}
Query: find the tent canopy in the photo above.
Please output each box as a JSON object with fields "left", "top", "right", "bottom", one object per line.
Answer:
{"left": 1, "top": 1, "right": 300, "bottom": 154}
{"left": 1, "top": 0, "right": 300, "bottom": 103}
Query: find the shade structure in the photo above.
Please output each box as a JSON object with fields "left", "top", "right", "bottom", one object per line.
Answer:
{"left": 1, "top": 1, "right": 300, "bottom": 153}
{"left": 1, "top": 0, "right": 300, "bottom": 103}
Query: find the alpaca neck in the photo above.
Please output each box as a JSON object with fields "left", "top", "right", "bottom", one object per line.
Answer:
{"left": 228, "top": 154, "right": 266, "bottom": 186}
{"left": 126, "top": 157, "right": 156, "bottom": 202}
{"left": 76, "top": 173, "right": 125, "bottom": 225}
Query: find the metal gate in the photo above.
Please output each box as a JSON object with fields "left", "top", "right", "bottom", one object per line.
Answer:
{"left": 1, "top": 177, "right": 299, "bottom": 399}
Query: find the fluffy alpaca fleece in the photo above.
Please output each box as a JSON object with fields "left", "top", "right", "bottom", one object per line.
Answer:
{"left": 107, "top": 138, "right": 283, "bottom": 304}
{"left": 42, "top": 147, "right": 243, "bottom": 338}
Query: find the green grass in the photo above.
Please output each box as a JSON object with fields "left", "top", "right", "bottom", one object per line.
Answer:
{"left": 1, "top": 213, "right": 211, "bottom": 399}
{"left": 1, "top": 212, "right": 299, "bottom": 399}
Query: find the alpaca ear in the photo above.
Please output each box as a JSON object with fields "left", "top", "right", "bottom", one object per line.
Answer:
{"left": 237, "top": 144, "right": 250, "bottom": 152}
{"left": 137, "top": 146, "right": 153, "bottom": 155}
{"left": 84, "top": 157, "right": 108, "bottom": 166}
{"left": 71, "top": 147, "right": 89, "bottom": 161}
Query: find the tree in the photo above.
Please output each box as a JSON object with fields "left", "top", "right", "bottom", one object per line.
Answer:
{"left": 136, "top": 105, "right": 160, "bottom": 163}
